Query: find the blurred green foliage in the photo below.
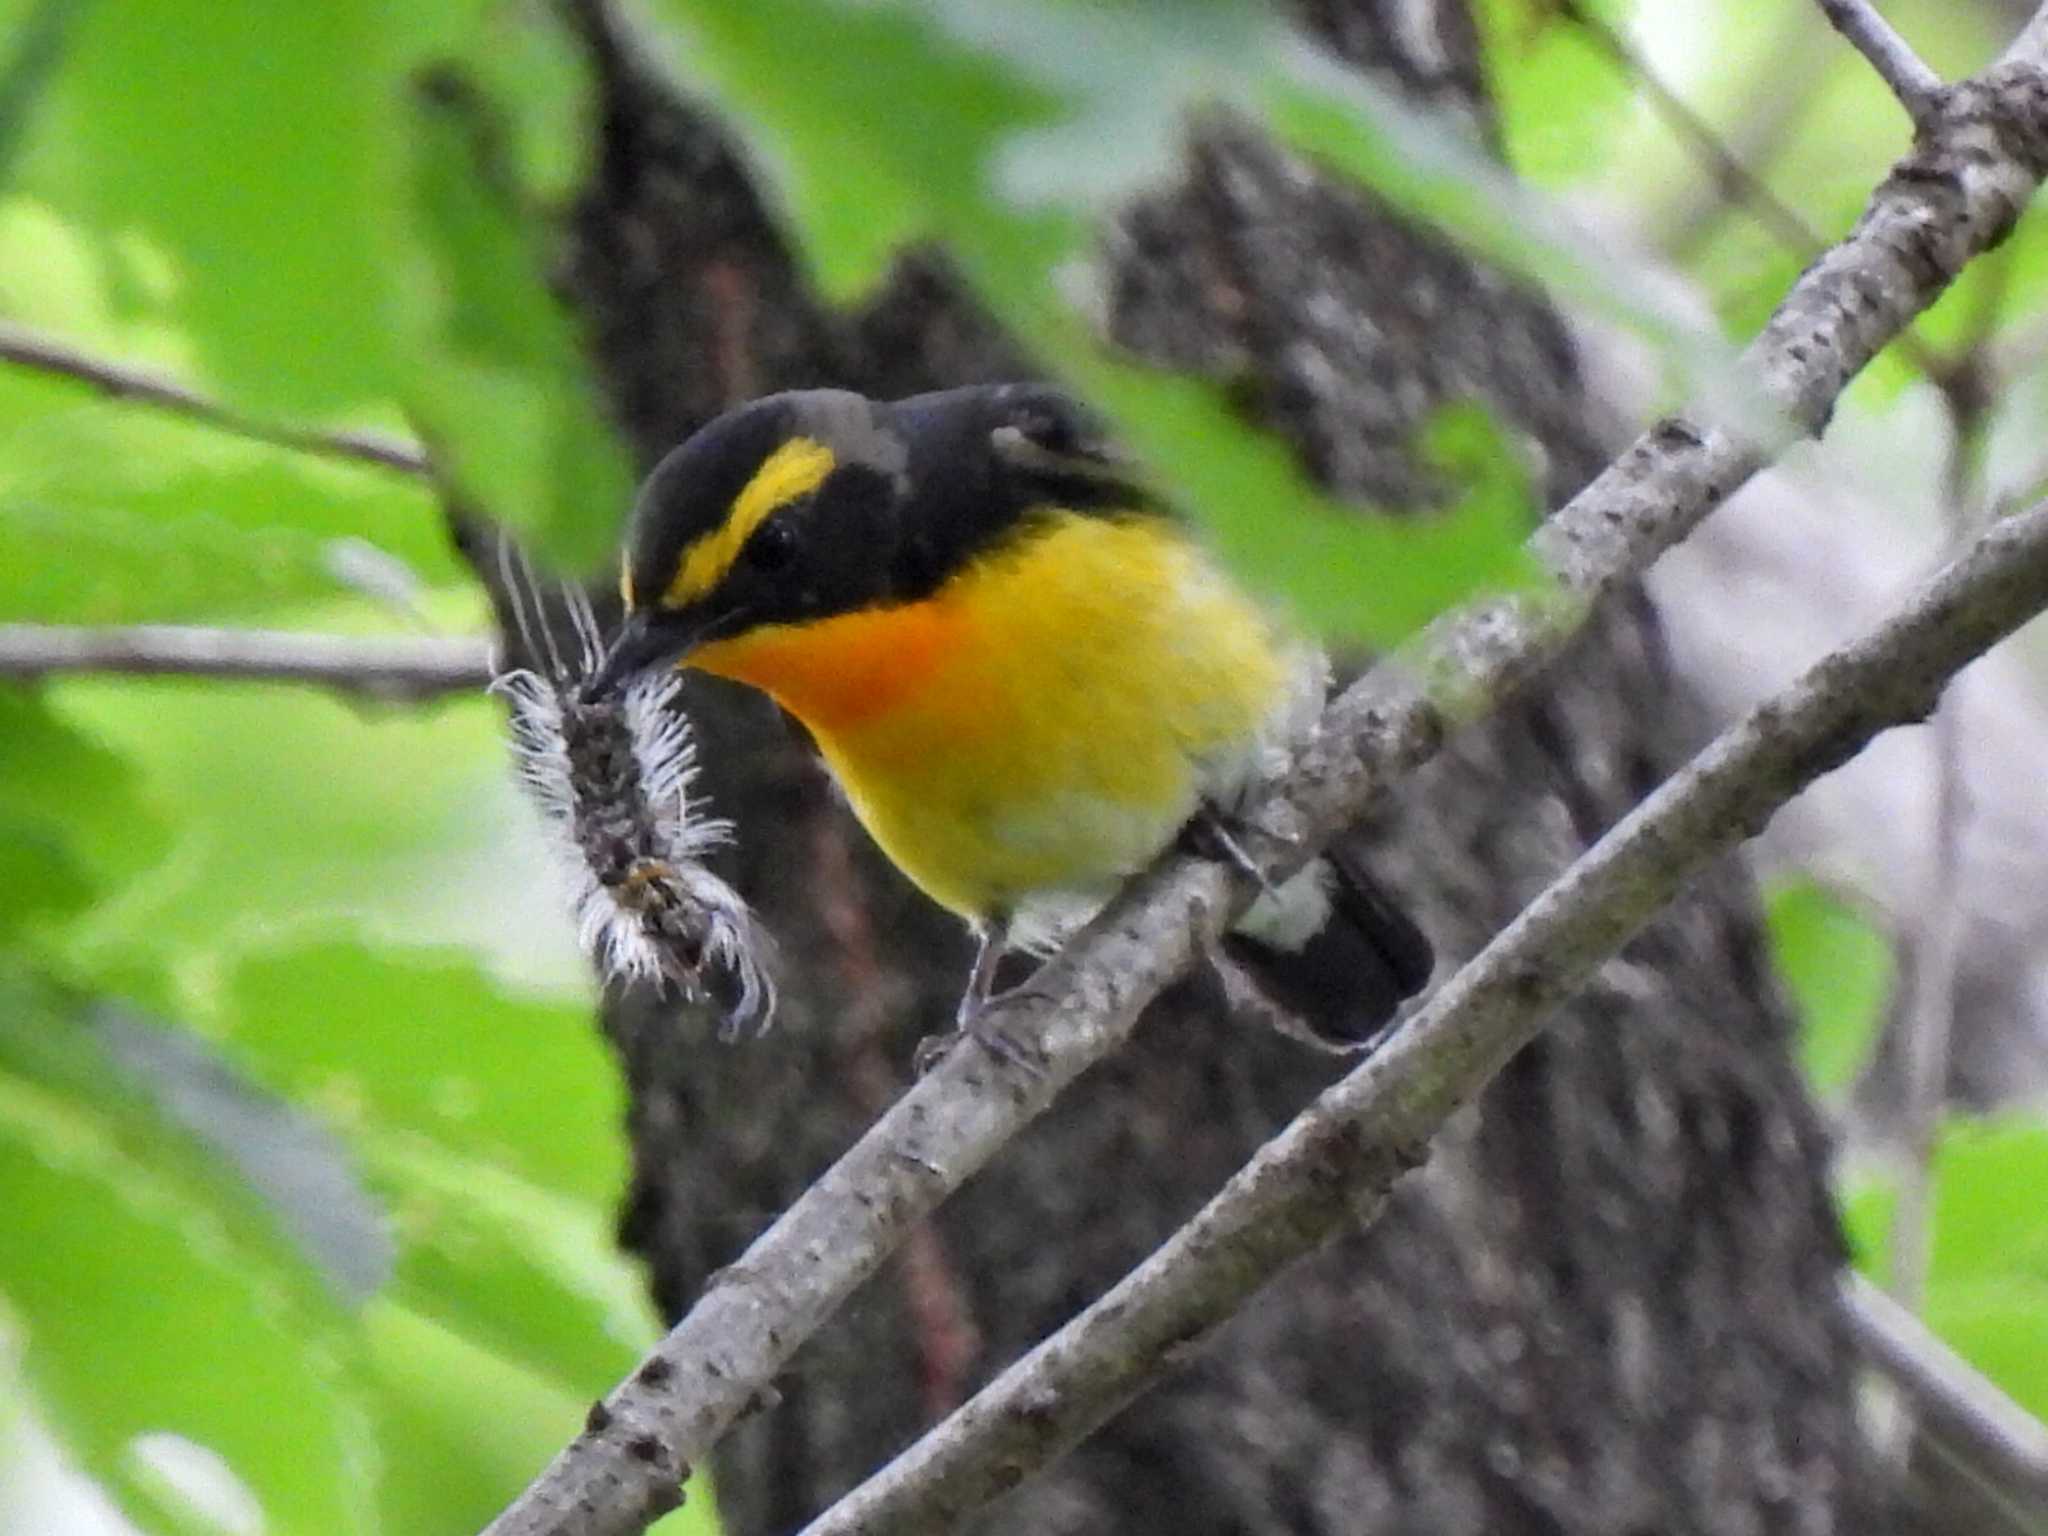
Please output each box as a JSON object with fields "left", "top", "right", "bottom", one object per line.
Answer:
{"left": 1766, "top": 884, "right": 2048, "bottom": 1419}
{"left": 0, "top": 974, "right": 377, "bottom": 1536}
{"left": 1763, "top": 878, "right": 1893, "bottom": 1097}
{"left": 5, "top": 0, "right": 630, "bottom": 571}
{"left": 3, "top": 0, "right": 2047, "bottom": 1532}
{"left": 662, "top": 0, "right": 1547, "bottom": 640}
{"left": 1843, "top": 1122, "right": 2048, "bottom": 1419}
{"left": 1471, "top": 0, "right": 1635, "bottom": 189}
{"left": 0, "top": 0, "right": 708, "bottom": 1520}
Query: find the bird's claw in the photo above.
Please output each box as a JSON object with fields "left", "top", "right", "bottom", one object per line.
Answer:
{"left": 1183, "top": 805, "right": 1295, "bottom": 901}
{"left": 911, "top": 1030, "right": 957, "bottom": 1076}
{"left": 913, "top": 985, "right": 1053, "bottom": 1077}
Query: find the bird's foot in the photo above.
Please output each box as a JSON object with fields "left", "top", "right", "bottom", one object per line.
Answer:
{"left": 913, "top": 983, "right": 1055, "bottom": 1077}
{"left": 1181, "top": 804, "right": 1297, "bottom": 900}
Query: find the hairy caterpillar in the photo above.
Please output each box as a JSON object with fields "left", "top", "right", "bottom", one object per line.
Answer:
{"left": 492, "top": 544, "right": 774, "bottom": 1034}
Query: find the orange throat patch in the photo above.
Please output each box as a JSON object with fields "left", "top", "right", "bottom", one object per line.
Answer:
{"left": 686, "top": 594, "right": 970, "bottom": 737}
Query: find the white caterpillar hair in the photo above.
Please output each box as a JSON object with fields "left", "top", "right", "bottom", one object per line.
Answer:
{"left": 490, "top": 539, "right": 775, "bottom": 1035}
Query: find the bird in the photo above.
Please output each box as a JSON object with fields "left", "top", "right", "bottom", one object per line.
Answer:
{"left": 583, "top": 382, "right": 1433, "bottom": 1051}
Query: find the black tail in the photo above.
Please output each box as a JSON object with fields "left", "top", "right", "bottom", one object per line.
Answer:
{"left": 1220, "top": 845, "right": 1433, "bottom": 1050}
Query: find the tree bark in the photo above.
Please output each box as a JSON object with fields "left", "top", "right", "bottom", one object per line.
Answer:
{"left": 544, "top": 1, "right": 1877, "bottom": 1531}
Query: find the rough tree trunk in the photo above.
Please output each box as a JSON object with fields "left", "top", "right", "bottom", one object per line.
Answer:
{"left": 531, "top": 1, "right": 1880, "bottom": 1530}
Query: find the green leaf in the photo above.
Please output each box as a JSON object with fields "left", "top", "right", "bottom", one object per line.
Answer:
{"left": 28, "top": 667, "right": 654, "bottom": 1391}
{"left": 1917, "top": 1120, "right": 2048, "bottom": 1292}
{"left": 364, "top": 1131, "right": 656, "bottom": 1393}
{"left": 1841, "top": 1118, "right": 2048, "bottom": 1417}
{"left": 0, "top": 0, "right": 83, "bottom": 184}
{"left": 0, "top": 688, "right": 160, "bottom": 947}
{"left": 363, "top": 1302, "right": 721, "bottom": 1536}
{"left": 0, "top": 365, "right": 457, "bottom": 625}
{"left": 1763, "top": 877, "right": 1894, "bottom": 1095}
{"left": 1472, "top": 0, "right": 1635, "bottom": 187}
{"left": 0, "top": 824, "right": 92, "bottom": 941}
{"left": 363, "top": 1299, "right": 607, "bottom": 1535}
{"left": 1259, "top": 49, "right": 1726, "bottom": 400}
{"left": 11, "top": 0, "right": 402, "bottom": 417}
{"left": 217, "top": 944, "right": 625, "bottom": 1209}
{"left": 0, "top": 191, "right": 456, "bottom": 628}
{"left": 3, "top": 0, "right": 627, "bottom": 570}
{"left": 654, "top": 0, "right": 1545, "bottom": 642}
{"left": 39, "top": 675, "right": 579, "bottom": 1005}
{"left": 1077, "top": 372, "right": 1542, "bottom": 639}
{"left": 394, "top": 59, "right": 634, "bottom": 572}
{"left": 216, "top": 944, "right": 654, "bottom": 1391}
{"left": 660, "top": 0, "right": 1063, "bottom": 301}
{"left": 1923, "top": 1279, "right": 2048, "bottom": 1422}
{"left": 419, "top": 1, "right": 592, "bottom": 207}
{"left": 0, "top": 971, "right": 377, "bottom": 1536}
{"left": 1839, "top": 1165, "right": 1895, "bottom": 1277}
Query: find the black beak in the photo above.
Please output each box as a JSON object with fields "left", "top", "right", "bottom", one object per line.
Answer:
{"left": 581, "top": 610, "right": 679, "bottom": 702}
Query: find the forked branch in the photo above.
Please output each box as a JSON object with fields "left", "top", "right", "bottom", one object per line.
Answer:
{"left": 1817, "top": 0, "right": 1946, "bottom": 121}
{"left": 804, "top": 498, "right": 2048, "bottom": 1536}
{"left": 479, "top": 18, "right": 2048, "bottom": 1536}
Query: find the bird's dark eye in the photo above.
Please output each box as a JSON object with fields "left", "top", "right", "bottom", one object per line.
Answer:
{"left": 745, "top": 518, "right": 799, "bottom": 572}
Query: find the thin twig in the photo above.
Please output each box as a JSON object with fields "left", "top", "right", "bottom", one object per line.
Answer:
{"left": 1653, "top": 5, "right": 1831, "bottom": 256}
{"left": 1875, "top": 318, "right": 1999, "bottom": 1466}
{"left": 0, "top": 624, "right": 491, "bottom": 701}
{"left": 1818, "top": 0, "right": 1947, "bottom": 120}
{"left": 1842, "top": 1272, "right": 2048, "bottom": 1510}
{"left": 476, "top": 46, "right": 2048, "bottom": 1536}
{"left": 803, "top": 502, "right": 2048, "bottom": 1536}
{"left": 0, "top": 322, "right": 433, "bottom": 479}
{"left": 1566, "top": 1, "right": 1953, "bottom": 381}
{"left": 1565, "top": 0, "right": 1820, "bottom": 254}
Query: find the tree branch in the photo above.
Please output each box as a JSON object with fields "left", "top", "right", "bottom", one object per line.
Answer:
{"left": 804, "top": 499, "right": 2048, "bottom": 1536}
{"left": 1565, "top": 0, "right": 1822, "bottom": 255}
{"left": 0, "top": 322, "right": 432, "bottom": 479}
{"left": 477, "top": 28, "right": 2048, "bottom": 1536}
{"left": 1843, "top": 1269, "right": 2048, "bottom": 1507}
{"left": 0, "top": 624, "right": 491, "bottom": 701}
{"left": 1842, "top": 1272, "right": 2048, "bottom": 1509}
{"left": 1817, "top": 0, "right": 1946, "bottom": 121}
{"left": 1876, "top": 341, "right": 1997, "bottom": 1467}
{"left": 1270, "top": 45, "right": 2048, "bottom": 902}
{"left": 1563, "top": 0, "right": 1953, "bottom": 380}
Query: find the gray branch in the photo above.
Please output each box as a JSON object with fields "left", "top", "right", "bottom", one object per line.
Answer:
{"left": 801, "top": 499, "right": 2048, "bottom": 1536}
{"left": 477, "top": 29, "right": 2048, "bottom": 1536}
{"left": 1841, "top": 1272, "right": 2048, "bottom": 1510}
{"left": 0, "top": 624, "right": 491, "bottom": 701}
{"left": 1873, "top": 370, "right": 1994, "bottom": 1469}
{"left": 1817, "top": 0, "right": 1946, "bottom": 120}
{"left": 0, "top": 322, "right": 432, "bottom": 479}
{"left": 1567, "top": 0, "right": 1824, "bottom": 256}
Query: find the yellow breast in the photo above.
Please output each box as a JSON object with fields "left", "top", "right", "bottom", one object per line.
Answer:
{"left": 690, "top": 512, "right": 1290, "bottom": 919}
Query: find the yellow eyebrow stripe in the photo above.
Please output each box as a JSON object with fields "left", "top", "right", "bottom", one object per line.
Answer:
{"left": 661, "top": 436, "right": 837, "bottom": 610}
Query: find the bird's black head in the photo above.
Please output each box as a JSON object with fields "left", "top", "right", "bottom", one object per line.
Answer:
{"left": 586, "top": 383, "right": 1146, "bottom": 698}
